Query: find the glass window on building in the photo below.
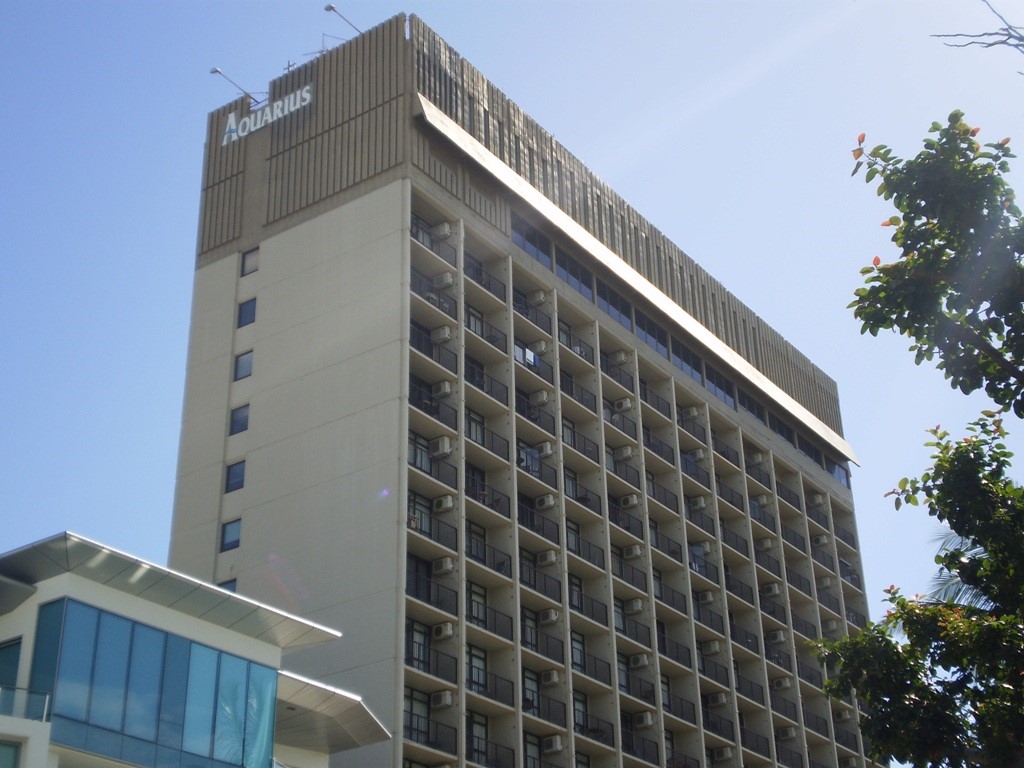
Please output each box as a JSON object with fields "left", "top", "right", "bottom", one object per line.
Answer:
{"left": 0, "top": 742, "right": 19, "bottom": 768}
{"left": 0, "top": 639, "right": 20, "bottom": 688}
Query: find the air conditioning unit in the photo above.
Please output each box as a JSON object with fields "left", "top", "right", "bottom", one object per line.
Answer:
{"left": 767, "top": 630, "right": 787, "bottom": 645}
{"left": 623, "top": 544, "right": 643, "bottom": 560}
{"left": 610, "top": 350, "right": 630, "bottom": 366}
{"left": 431, "top": 380, "right": 453, "bottom": 398}
{"left": 835, "top": 709, "right": 853, "bottom": 723}
{"left": 529, "top": 389, "right": 550, "bottom": 406}
{"left": 633, "top": 711, "right": 655, "bottom": 729}
{"left": 432, "top": 557, "right": 454, "bottom": 576}
{"left": 701, "top": 640, "right": 721, "bottom": 656}
{"left": 528, "top": 289, "right": 547, "bottom": 305}
{"left": 822, "top": 619, "right": 840, "bottom": 633}
{"left": 770, "top": 677, "right": 792, "bottom": 691}
{"left": 761, "top": 583, "right": 781, "bottom": 597}
{"left": 571, "top": 345, "right": 587, "bottom": 357}
{"left": 756, "top": 494, "right": 771, "bottom": 507}
{"left": 614, "top": 445, "right": 634, "bottom": 461}
{"left": 695, "top": 540, "right": 713, "bottom": 555}
{"left": 713, "top": 747, "right": 734, "bottom": 762}
{"left": 536, "top": 441, "right": 554, "bottom": 458}
{"left": 537, "top": 550, "right": 558, "bottom": 567}
{"left": 690, "top": 448, "right": 707, "bottom": 463}
{"left": 432, "top": 622, "right": 454, "bottom": 640}
{"left": 620, "top": 493, "right": 640, "bottom": 509}
{"left": 697, "top": 591, "right": 715, "bottom": 605}
{"left": 776, "top": 726, "right": 798, "bottom": 741}
{"left": 542, "top": 735, "right": 563, "bottom": 754}
{"left": 689, "top": 496, "right": 707, "bottom": 510}
{"left": 539, "top": 608, "right": 559, "bottom": 625}
{"left": 432, "top": 271, "right": 455, "bottom": 289}
{"left": 756, "top": 537, "right": 774, "bottom": 551}
{"left": 432, "top": 494, "right": 455, "bottom": 513}
{"left": 812, "top": 534, "right": 831, "bottom": 547}
{"left": 535, "top": 494, "right": 556, "bottom": 511}
{"left": 430, "top": 690, "right": 453, "bottom": 709}
{"left": 680, "top": 405, "right": 701, "bottom": 419}
{"left": 839, "top": 758, "right": 859, "bottom": 768}
{"left": 810, "top": 493, "right": 825, "bottom": 506}
{"left": 624, "top": 598, "right": 643, "bottom": 615}
{"left": 614, "top": 397, "right": 633, "bottom": 412}
{"left": 541, "top": 669, "right": 560, "bottom": 687}
{"left": 430, "top": 325, "right": 453, "bottom": 343}
{"left": 430, "top": 222, "right": 453, "bottom": 239}
{"left": 429, "top": 436, "right": 452, "bottom": 457}
{"left": 528, "top": 340, "right": 549, "bottom": 355}
{"left": 747, "top": 452, "right": 764, "bottom": 466}
{"left": 816, "top": 576, "right": 834, "bottom": 590}
{"left": 629, "top": 653, "right": 650, "bottom": 670}
{"left": 708, "top": 693, "right": 729, "bottom": 708}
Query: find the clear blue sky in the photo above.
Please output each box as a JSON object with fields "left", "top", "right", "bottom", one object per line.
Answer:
{"left": 2, "top": 1, "right": 1020, "bottom": 622}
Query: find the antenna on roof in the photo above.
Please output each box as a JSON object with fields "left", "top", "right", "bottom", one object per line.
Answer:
{"left": 209, "top": 68, "right": 264, "bottom": 108}
{"left": 324, "top": 4, "right": 361, "bottom": 35}
{"left": 303, "top": 32, "right": 348, "bottom": 57}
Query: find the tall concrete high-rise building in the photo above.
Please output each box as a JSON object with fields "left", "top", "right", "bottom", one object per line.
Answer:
{"left": 170, "top": 14, "right": 875, "bottom": 768}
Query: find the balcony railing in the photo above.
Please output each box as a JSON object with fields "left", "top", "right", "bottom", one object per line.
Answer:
{"left": 612, "top": 555, "right": 648, "bottom": 591}
{"left": 650, "top": 528, "right": 684, "bottom": 562}
{"left": 791, "top": 612, "right": 817, "bottom": 639}
{"left": 467, "top": 667, "right": 515, "bottom": 707}
{"left": 410, "top": 376, "right": 458, "bottom": 429}
{"left": 522, "top": 624, "right": 564, "bottom": 663}
{"left": 721, "top": 525, "right": 749, "bottom": 557}
{"left": 665, "top": 748, "right": 701, "bottom": 768}
{"left": 619, "top": 669, "right": 656, "bottom": 704}
{"left": 819, "top": 590, "right": 841, "bottom": 614}
{"left": 725, "top": 573, "right": 755, "bottom": 605}
{"left": 608, "top": 457, "right": 641, "bottom": 489}
{"left": 740, "top": 726, "right": 771, "bottom": 757}
{"left": 771, "top": 691, "right": 799, "bottom": 722}
{"left": 622, "top": 728, "right": 660, "bottom": 764}
{"left": 467, "top": 598, "right": 514, "bottom": 641}
{"left": 572, "top": 649, "right": 612, "bottom": 687}
{"left": 689, "top": 555, "right": 719, "bottom": 583}
{"left": 781, "top": 522, "right": 807, "bottom": 552}
{"left": 658, "top": 633, "right": 692, "bottom": 668}
{"left": 520, "top": 560, "right": 561, "bottom": 602}
{"left": 803, "top": 707, "right": 830, "bottom": 737}
{"left": 646, "top": 477, "right": 679, "bottom": 512}
{"left": 467, "top": 734, "right": 515, "bottom": 768}
{"left": 642, "top": 427, "right": 675, "bottom": 464}
{"left": 786, "top": 567, "right": 813, "bottom": 596}
{"left": 407, "top": 508, "right": 458, "bottom": 550}
{"left": 467, "top": 537, "right": 512, "bottom": 576}
{"left": 0, "top": 687, "right": 50, "bottom": 721}
{"left": 735, "top": 672, "right": 765, "bottom": 705}
{"left": 835, "top": 522, "right": 857, "bottom": 547}
{"left": 567, "top": 533, "right": 605, "bottom": 569}
{"left": 410, "top": 324, "right": 458, "bottom": 372}
{"left": 840, "top": 560, "right": 863, "bottom": 590}
{"left": 559, "top": 327, "right": 595, "bottom": 365}
{"left": 760, "top": 595, "right": 787, "bottom": 623}
{"left": 562, "top": 424, "right": 600, "bottom": 463}
{"left": 663, "top": 690, "right": 697, "bottom": 723}
{"left": 404, "top": 710, "right": 457, "bottom": 755}
{"left": 564, "top": 478, "right": 602, "bottom": 515}
{"left": 406, "top": 572, "right": 458, "bottom": 615}
{"left": 712, "top": 434, "right": 740, "bottom": 466}
{"left": 776, "top": 480, "right": 802, "bottom": 509}
{"left": 468, "top": 424, "right": 510, "bottom": 461}
{"left": 517, "top": 502, "right": 560, "bottom": 544}
{"left": 639, "top": 381, "right": 672, "bottom": 419}
{"left": 411, "top": 267, "right": 457, "bottom": 319}
{"left": 755, "top": 549, "right": 782, "bottom": 577}
{"left": 466, "top": 312, "right": 508, "bottom": 353}
{"left": 847, "top": 608, "right": 868, "bottom": 628}
{"left": 694, "top": 604, "right": 725, "bottom": 635}
{"left": 797, "top": 659, "right": 824, "bottom": 688}
{"left": 465, "top": 252, "right": 506, "bottom": 301}
{"left": 685, "top": 500, "right": 716, "bottom": 535}
{"left": 730, "top": 623, "right": 759, "bottom": 654}
{"left": 465, "top": 476, "right": 510, "bottom": 517}
{"left": 746, "top": 461, "right": 772, "bottom": 488}
{"left": 811, "top": 543, "right": 835, "bottom": 571}
{"left": 560, "top": 371, "right": 597, "bottom": 412}
{"left": 466, "top": 363, "right": 508, "bottom": 404}
{"left": 776, "top": 743, "right": 805, "bottom": 768}
{"left": 516, "top": 449, "right": 558, "bottom": 489}
{"left": 512, "top": 288, "right": 553, "bottom": 333}
{"left": 515, "top": 391, "right": 556, "bottom": 435}
{"left": 410, "top": 213, "right": 456, "bottom": 266}
{"left": 702, "top": 707, "right": 734, "bottom": 740}
{"left": 569, "top": 588, "right": 608, "bottom": 626}
{"left": 764, "top": 644, "right": 793, "bottom": 671}
{"left": 807, "top": 503, "right": 829, "bottom": 528}
{"left": 748, "top": 498, "right": 777, "bottom": 531}
{"left": 405, "top": 640, "right": 458, "bottom": 683}
{"left": 616, "top": 614, "right": 652, "bottom": 647}
{"left": 409, "top": 451, "right": 459, "bottom": 489}
{"left": 574, "top": 710, "right": 615, "bottom": 747}
{"left": 680, "top": 452, "right": 711, "bottom": 487}
{"left": 835, "top": 728, "right": 860, "bottom": 752}
{"left": 609, "top": 500, "right": 645, "bottom": 538}
{"left": 523, "top": 691, "right": 566, "bottom": 727}
{"left": 603, "top": 406, "right": 637, "bottom": 439}
{"left": 676, "top": 409, "right": 707, "bottom": 443}
{"left": 716, "top": 479, "right": 745, "bottom": 511}
{"left": 600, "top": 351, "right": 634, "bottom": 390}
{"left": 514, "top": 343, "right": 554, "bottom": 383}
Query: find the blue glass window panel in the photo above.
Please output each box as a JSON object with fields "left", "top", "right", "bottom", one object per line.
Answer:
{"left": 0, "top": 742, "right": 19, "bottom": 768}
{"left": 183, "top": 644, "right": 218, "bottom": 757}
{"left": 233, "top": 351, "right": 253, "bottom": 381}
{"left": 596, "top": 280, "right": 632, "bottom": 331}
{"left": 121, "top": 735, "right": 158, "bottom": 767}
{"left": 225, "top": 462, "right": 245, "bottom": 494}
{"left": 157, "top": 634, "right": 189, "bottom": 749}
{"left": 237, "top": 298, "right": 256, "bottom": 328}
{"left": 53, "top": 601, "right": 99, "bottom": 721}
{"left": 243, "top": 663, "right": 277, "bottom": 768}
{"left": 0, "top": 639, "right": 20, "bottom": 688}
{"left": 89, "top": 612, "right": 132, "bottom": 730}
{"left": 125, "top": 624, "right": 165, "bottom": 741}
{"left": 85, "top": 723, "right": 123, "bottom": 761}
{"left": 229, "top": 405, "right": 249, "bottom": 435}
{"left": 221, "top": 519, "right": 242, "bottom": 551}
{"left": 213, "top": 654, "right": 247, "bottom": 763}
{"left": 29, "top": 599, "right": 66, "bottom": 702}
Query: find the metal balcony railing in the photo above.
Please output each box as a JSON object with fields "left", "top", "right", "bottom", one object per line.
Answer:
{"left": 466, "top": 312, "right": 508, "bottom": 354}
{"left": 405, "top": 640, "right": 458, "bottom": 683}
{"left": 603, "top": 406, "right": 637, "bottom": 439}
{"left": 567, "top": 533, "right": 605, "bottom": 569}
{"left": 847, "top": 608, "right": 867, "bottom": 628}
{"left": 562, "top": 424, "right": 600, "bottom": 463}
{"left": 516, "top": 448, "right": 558, "bottom": 489}
{"left": 811, "top": 543, "right": 835, "bottom": 571}
{"left": 0, "top": 687, "right": 50, "bottom": 721}
{"left": 406, "top": 573, "right": 457, "bottom": 615}
{"left": 407, "top": 508, "right": 457, "bottom": 550}
{"left": 701, "top": 707, "right": 734, "bottom": 739}
{"left": 676, "top": 409, "right": 707, "bottom": 443}
{"left": 781, "top": 522, "right": 807, "bottom": 552}
{"left": 467, "top": 667, "right": 515, "bottom": 707}
{"left": 467, "top": 598, "right": 514, "bottom": 641}
{"left": 619, "top": 668, "right": 656, "bottom": 704}
{"left": 835, "top": 727, "right": 860, "bottom": 751}
{"left": 650, "top": 528, "right": 684, "bottom": 562}
{"left": 523, "top": 691, "right": 566, "bottom": 727}
{"left": 755, "top": 549, "right": 782, "bottom": 577}
{"left": 840, "top": 560, "right": 863, "bottom": 590}
{"left": 612, "top": 555, "right": 648, "bottom": 591}
{"left": 712, "top": 434, "right": 740, "bottom": 466}
{"left": 693, "top": 604, "right": 725, "bottom": 635}
{"left": 807, "top": 503, "right": 829, "bottom": 528}
{"left": 736, "top": 672, "right": 765, "bottom": 705}
{"left": 686, "top": 501, "right": 716, "bottom": 535}
{"left": 835, "top": 522, "right": 857, "bottom": 547}
{"left": 797, "top": 659, "right": 824, "bottom": 688}
{"left": 729, "top": 623, "right": 759, "bottom": 654}
{"left": 512, "top": 288, "right": 552, "bottom": 334}
{"left": 569, "top": 588, "right": 608, "bottom": 626}
{"left": 465, "top": 363, "right": 508, "bottom": 404}
{"left": 404, "top": 711, "right": 457, "bottom": 755}
{"left": 520, "top": 560, "right": 561, "bottom": 602}
{"left": 740, "top": 726, "right": 771, "bottom": 757}
{"left": 646, "top": 477, "right": 679, "bottom": 512}
{"left": 467, "top": 537, "right": 512, "bottom": 576}
{"left": 642, "top": 427, "right": 675, "bottom": 464}
{"left": 721, "top": 525, "right": 749, "bottom": 557}
{"left": 663, "top": 690, "right": 697, "bottom": 723}
{"left": 573, "top": 710, "right": 615, "bottom": 747}
{"left": 621, "top": 728, "right": 660, "bottom": 764}
{"left": 764, "top": 644, "right": 792, "bottom": 671}
{"left": 609, "top": 500, "right": 644, "bottom": 538}
{"left": 515, "top": 391, "right": 556, "bottom": 435}
{"left": 465, "top": 252, "right": 506, "bottom": 301}
{"left": 608, "top": 457, "right": 641, "bottom": 489}
{"left": 467, "top": 734, "right": 515, "bottom": 768}
{"left": 411, "top": 267, "right": 458, "bottom": 319}
{"left": 616, "top": 614, "right": 652, "bottom": 647}
{"left": 560, "top": 370, "right": 597, "bottom": 412}
{"left": 522, "top": 624, "right": 564, "bottom": 663}
{"left": 410, "top": 324, "right": 458, "bottom": 372}
{"left": 517, "top": 502, "right": 560, "bottom": 544}
{"left": 657, "top": 633, "right": 692, "bottom": 668}
{"left": 776, "top": 742, "right": 805, "bottom": 768}
{"left": 803, "top": 707, "right": 830, "bottom": 737}
{"left": 759, "top": 595, "right": 787, "bottom": 623}
{"left": 465, "top": 476, "right": 510, "bottom": 517}
{"left": 600, "top": 351, "right": 634, "bottom": 390}
{"left": 571, "top": 649, "right": 612, "bottom": 687}
{"left": 748, "top": 497, "right": 777, "bottom": 531}
{"left": 688, "top": 555, "right": 719, "bottom": 583}
{"left": 725, "top": 573, "right": 755, "bottom": 605}
{"left": 786, "top": 567, "right": 812, "bottom": 596}
{"left": 746, "top": 461, "right": 772, "bottom": 488}
{"left": 408, "top": 451, "right": 458, "bottom": 489}
{"left": 410, "top": 213, "right": 456, "bottom": 266}
{"left": 656, "top": 582, "right": 689, "bottom": 616}
{"left": 558, "top": 327, "right": 594, "bottom": 365}
{"left": 409, "top": 376, "right": 458, "bottom": 429}
{"left": 680, "top": 452, "right": 711, "bottom": 487}
{"left": 716, "top": 480, "right": 745, "bottom": 511}
{"left": 564, "top": 477, "right": 602, "bottom": 515}
{"left": 791, "top": 612, "right": 817, "bottom": 639}
{"left": 514, "top": 342, "right": 554, "bottom": 383}
{"left": 771, "top": 691, "right": 799, "bottom": 720}
{"left": 776, "top": 480, "right": 802, "bottom": 509}
{"left": 639, "top": 381, "right": 672, "bottom": 419}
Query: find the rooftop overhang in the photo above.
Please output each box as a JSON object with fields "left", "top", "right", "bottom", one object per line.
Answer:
{"left": 274, "top": 670, "right": 390, "bottom": 753}
{"left": 0, "top": 532, "right": 339, "bottom": 649}
{"left": 414, "top": 93, "right": 859, "bottom": 465}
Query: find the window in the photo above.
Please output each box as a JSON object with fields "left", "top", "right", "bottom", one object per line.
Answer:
{"left": 635, "top": 309, "right": 668, "bottom": 357}
{"left": 704, "top": 364, "right": 736, "bottom": 408}
{"left": 237, "top": 298, "right": 256, "bottom": 328}
{"left": 217, "top": 579, "right": 237, "bottom": 592}
{"left": 240, "top": 247, "right": 259, "bottom": 276}
{"left": 229, "top": 404, "right": 249, "bottom": 435}
{"left": 826, "top": 457, "right": 851, "bottom": 488}
{"left": 233, "top": 350, "right": 253, "bottom": 380}
{"left": 569, "top": 630, "right": 586, "bottom": 673}
{"left": 522, "top": 669, "right": 540, "bottom": 713}
{"left": 466, "top": 644, "right": 487, "bottom": 693}
{"left": 465, "top": 407, "right": 485, "bottom": 446}
{"left": 407, "top": 432, "right": 431, "bottom": 473}
{"left": 220, "top": 519, "right": 241, "bottom": 551}
{"left": 555, "top": 247, "right": 594, "bottom": 301}
{"left": 671, "top": 337, "right": 703, "bottom": 383}
{"left": 769, "top": 413, "right": 796, "bottom": 445}
{"left": 224, "top": 460, "right": 245, "bottom": 493}
{"left": 596, "top": 279, "right": 632, "bottom": 330}
{"left": 0, "top": 743, "right": 19, "bottom": 768}
{"left": 405, "top": 619, "right": 431, "bottom": 671}
{"left": 466, "top": 305, "right": 484, "bottom": 337}
{"left": 0, "top": 639, "right": 20, "bottom": 688}
{"left": 737, "top": 388, "right": 766, "bottom": 423}
{"left": 466, "top": 710, "right": 489, "bottom": 763}
{"left": 511, "top": 212, "right": 552, "bottom": 269}
{"left": 798, "top": 434, "right": 824, "bottom": 466}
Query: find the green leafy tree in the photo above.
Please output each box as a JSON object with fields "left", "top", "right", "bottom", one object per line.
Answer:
{"left": 818, "top": 112, "right": 1024, "bottom": 768}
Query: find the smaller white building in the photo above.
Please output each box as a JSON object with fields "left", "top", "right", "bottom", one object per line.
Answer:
{"left": 0, "top": 532, "right": 389, "bottom": 768}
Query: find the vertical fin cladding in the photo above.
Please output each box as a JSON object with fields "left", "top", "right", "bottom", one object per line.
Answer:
{"left": 408, "top": 15, "right": 843, "bottom": 433}
{"left": 198, "top": 97, "right": 248, "bottom": 257}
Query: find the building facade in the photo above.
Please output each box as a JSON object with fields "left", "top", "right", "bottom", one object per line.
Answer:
{"left": 169, "top": 15, "right": 874, "bottom": 768}
{"left": 0, "top": 532, "right": 388, "bottom": 768}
